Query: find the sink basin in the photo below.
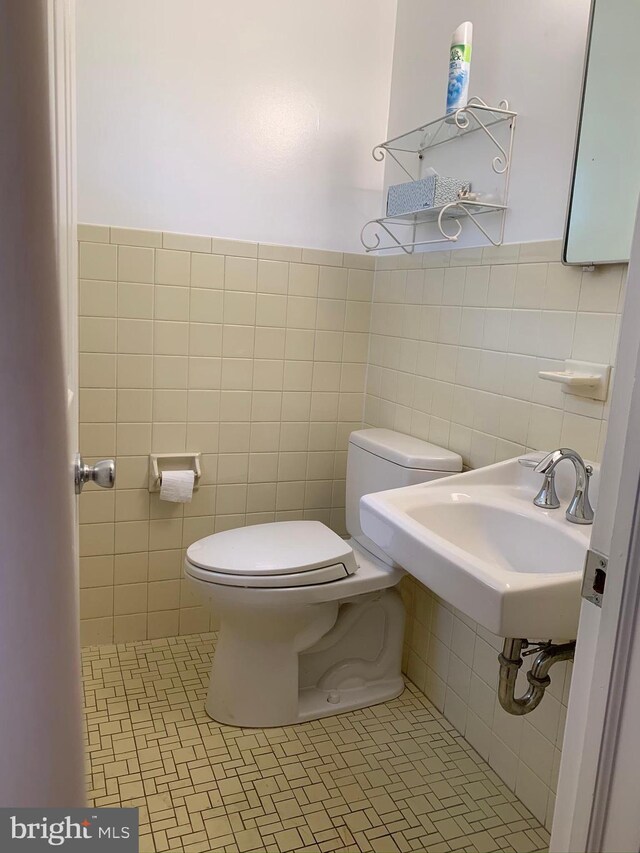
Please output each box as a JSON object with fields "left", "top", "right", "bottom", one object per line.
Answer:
{"left": 360, "top": 456, "right": 597, "bottom": 638}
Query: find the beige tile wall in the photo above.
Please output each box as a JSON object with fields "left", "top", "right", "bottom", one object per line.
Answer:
{"left": 77, "top": 224, "right": 373, "bottom": 646}
{"left": 400, "top": 580, "right": 570, "bottom": 831}
{"left": 365, "top": 241, "right": 625, "bottom": 467}
{"left": 77, "top": 227, "right": 625, "bottom": 830}
{"left": 366, "top": 240, "right": 626, "bottom": 830}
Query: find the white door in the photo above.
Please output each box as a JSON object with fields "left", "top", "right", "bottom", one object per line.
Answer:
{"left": 551, "top": 208, "right": 640, "bottom": 851}
{"left": 0, "top": 0, "right": 85, "bottom": 806}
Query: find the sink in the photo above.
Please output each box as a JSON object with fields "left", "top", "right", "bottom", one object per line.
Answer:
{"left": 360, "top": 456, "right": 597, "bottom": 638}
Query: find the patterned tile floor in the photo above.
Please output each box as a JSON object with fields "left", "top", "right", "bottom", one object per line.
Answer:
{"left": 83, "top": 633, "right": 550, "bottom": 853}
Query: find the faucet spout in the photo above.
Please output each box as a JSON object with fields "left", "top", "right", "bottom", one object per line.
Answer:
{"left": 534, "top": 448, "right": 594, "bottom": 525}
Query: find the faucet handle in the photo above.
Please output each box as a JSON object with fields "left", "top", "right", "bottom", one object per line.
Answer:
{"left": 533, "top": 474, "right": 561, "bottom": 510}
{"left": 518, "top": 452, "right": 548, "bottom": 469}
{"left": 567, "top": 465, "right": 595, "bottom": 524}
{"left": 518, "top": 452, "right": 561, "bottom": 509}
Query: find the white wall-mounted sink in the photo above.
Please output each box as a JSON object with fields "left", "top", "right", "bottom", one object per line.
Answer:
{"left": 360, "top": 457, "right": 597, "bottom": 639}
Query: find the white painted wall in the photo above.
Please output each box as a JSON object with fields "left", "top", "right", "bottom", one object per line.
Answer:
{"left": 385, "top": 0, "right": 591, "bottom": 247}
{"left": 76, "top": 0, "right": 397, "bottom": 252}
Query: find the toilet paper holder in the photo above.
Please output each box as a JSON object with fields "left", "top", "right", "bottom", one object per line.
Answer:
{"left": 149, "top": 452, "right": 202, "bottom": 493}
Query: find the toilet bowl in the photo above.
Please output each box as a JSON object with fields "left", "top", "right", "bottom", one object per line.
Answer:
{"left": 185, "top": 428, "right": 462, "bottom": 727}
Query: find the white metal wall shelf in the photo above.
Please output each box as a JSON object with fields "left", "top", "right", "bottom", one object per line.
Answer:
{"left": 362, "top": 97, "right": 517, "bottom": 254}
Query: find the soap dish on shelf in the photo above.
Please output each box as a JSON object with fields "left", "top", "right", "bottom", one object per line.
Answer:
{"left": 538, "top": 360, "right": 611, "bottom": 401}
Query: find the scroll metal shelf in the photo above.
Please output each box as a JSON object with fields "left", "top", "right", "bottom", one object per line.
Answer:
{"left": 362, "top": 97, "right": 517, "bottom": 253}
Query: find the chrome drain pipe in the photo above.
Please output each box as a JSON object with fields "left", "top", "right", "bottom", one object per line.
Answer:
{"left": 498, "top": 638, "right": 576, "bottom": 715}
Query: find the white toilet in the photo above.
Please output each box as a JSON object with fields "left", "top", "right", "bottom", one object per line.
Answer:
{"left": 184, "top": 428, "right": 461, "bottom": 727}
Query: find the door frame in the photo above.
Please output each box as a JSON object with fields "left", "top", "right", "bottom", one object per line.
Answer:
{"left": 48, "top": 0, "right": 79, "bottom": 502}
{"left": 551, "top": 208, "right": 640, "bottom": 851}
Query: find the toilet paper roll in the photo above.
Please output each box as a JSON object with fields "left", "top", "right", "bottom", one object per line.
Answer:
{"left": 159, "top": 470, "right": 195, "bottom": 503}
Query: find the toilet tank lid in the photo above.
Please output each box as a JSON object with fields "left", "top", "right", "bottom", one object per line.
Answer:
{"left": 349, "top": 429, "right": 462, "bottom": 472}
{"left": 186, "top": 520, "right": 358, "bottom": 576}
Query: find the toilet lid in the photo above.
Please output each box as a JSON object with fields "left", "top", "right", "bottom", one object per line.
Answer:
{"left": 186, "top": 520, "right": 359, "bottom": 577}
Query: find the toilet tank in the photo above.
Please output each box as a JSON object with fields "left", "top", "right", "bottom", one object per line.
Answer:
{"left": 346, "top": 428, "right": 462, "bottom": 563}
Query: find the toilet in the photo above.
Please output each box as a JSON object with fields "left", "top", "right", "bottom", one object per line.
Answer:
{"left": 184, "top": 428, "right": 462, "bottom": 727}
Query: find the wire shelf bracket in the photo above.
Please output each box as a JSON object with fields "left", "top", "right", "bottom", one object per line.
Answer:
{"left": 363, "top": 97, "right": 517, "bottom": 253}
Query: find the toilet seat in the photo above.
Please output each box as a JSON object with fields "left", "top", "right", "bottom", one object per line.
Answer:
{"left": 185, "top": 537, "right": 404, "bottom": 603}
{"left": 186, "top": 561, "right": 350, "bottom": 588}
{"left": 185, "top": 520, "right": 359, "bottom": 588}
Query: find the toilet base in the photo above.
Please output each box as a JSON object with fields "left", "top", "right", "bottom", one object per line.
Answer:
{"left": 205, "top": 674, "right": 405, "bottom": 728}
{"left": 203, "top": 586, "right": 406, "bottom": 728}
{"left": 297, "top": 676, "right": 405, "bottom": 723}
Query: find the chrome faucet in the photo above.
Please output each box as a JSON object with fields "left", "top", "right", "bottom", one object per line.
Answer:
{"left": 532, "top": 448, "right": 594, "bottom": 525}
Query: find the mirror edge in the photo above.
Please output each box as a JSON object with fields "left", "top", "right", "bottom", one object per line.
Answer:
{"left": 563, "top": 0, "right": 597, "bottom": 267}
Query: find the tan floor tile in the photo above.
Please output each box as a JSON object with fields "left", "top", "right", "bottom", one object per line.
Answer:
{"left": 184, "top": 792, "right": 211, "bottom": 813}
{"left": 83, "top": 633, "right": 549, "bottom": 853}
{"left": 120, "top": 780, "right": 145, "bottom": 800}
{"left": 204, "top": 814, "right": 233, "bottom": 839}
{"left": 275, "top": 827, "right": 304, "bottom": 852}
{"left": 147, "top": 792, "right": 173, "bottom": 814}
{"left": 190, "top": 765, "right": 215, "bottom": 785}
{"left": 234, "top": 827, "right": 263, "bottom": 852}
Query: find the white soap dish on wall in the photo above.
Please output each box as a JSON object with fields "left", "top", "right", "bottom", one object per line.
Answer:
{"left": 538, "top": 360, "right": 611, "bottom": 401}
